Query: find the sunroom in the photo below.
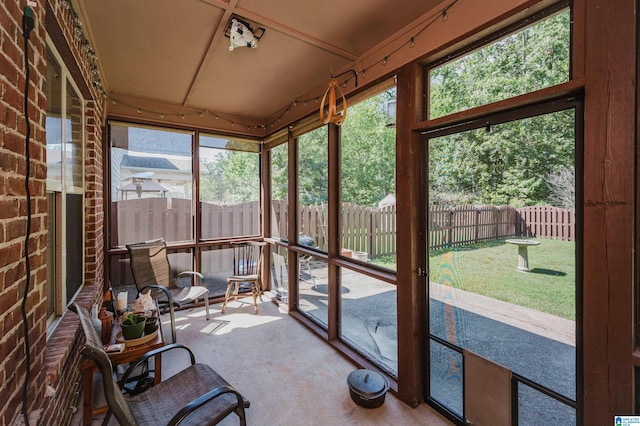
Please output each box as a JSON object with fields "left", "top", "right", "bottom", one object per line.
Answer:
{"left": 0, "top": 0, "right": 636, "bottom": 425}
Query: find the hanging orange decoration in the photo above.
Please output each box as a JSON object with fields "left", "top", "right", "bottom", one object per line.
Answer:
{"left": 319, "top": 78, "right": 348, "bottom": 125}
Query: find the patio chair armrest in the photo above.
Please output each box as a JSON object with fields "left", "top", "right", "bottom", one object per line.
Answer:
{"left": 167, "top": 385, "right": 247, "bottom": 426}
{"left": 139, "top": 284, "right": 178, "bottom": 343}
{"left": 118, "top": 343, "right": 196, "bottom": 387}
{"left": 178, "top": 271, "right": 205, "bottom": 286}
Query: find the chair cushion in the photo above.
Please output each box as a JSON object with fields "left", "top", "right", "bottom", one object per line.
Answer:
{"left": 150, "top": 285, "right": 209, "bottom": 307}
{"left": 227, "top": 274, "right": 259, "bottom": 283}
{"left": 169, "top": 286, "right": 209, "bottom": 305}
{"left": 126, "top": 363, "right": 248, "bottom": 426}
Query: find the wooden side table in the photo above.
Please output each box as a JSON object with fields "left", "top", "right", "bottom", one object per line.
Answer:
{"left": 81, "top": 314, "right": 165, "bottom": 425}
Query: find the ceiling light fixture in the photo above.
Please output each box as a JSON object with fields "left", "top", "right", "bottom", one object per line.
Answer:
{"left": 225, "top": 16, "right": 265, "bottom": 51}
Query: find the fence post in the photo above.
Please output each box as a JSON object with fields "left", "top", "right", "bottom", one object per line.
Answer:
{"left": 448, "top": 209, "right": 453, "bottom": 248}
{"left": 473, "top": 209, "right": 480, "bottom": 243}
{"left": 516, "top": 208, "right": 523, "bottom": 237}
{"left": 365, "top": 209, "right": 376, "bottom": 258}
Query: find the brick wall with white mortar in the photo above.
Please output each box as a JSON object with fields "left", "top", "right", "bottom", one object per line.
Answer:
{"left": 0, "top": 0, "right": 106, "bottom": 424}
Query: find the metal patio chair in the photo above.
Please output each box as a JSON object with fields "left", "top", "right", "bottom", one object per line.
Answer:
{"left": 222, "top": 241, "right": 266, "bottom": 314}
{"left": 298, "top": 234, "right": 319, "bottom": 290}
{"left": 74, "top": 303, "right": 249, "bottom": 425}
{"left": 127, "top": 238, "right": 210, "bottom": 343}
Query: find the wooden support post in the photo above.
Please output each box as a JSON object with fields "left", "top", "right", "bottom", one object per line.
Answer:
{"left": 577, "top": 0, "right": 636, "bottom": 423}
{"left": 395, "top": 62, "right": 426, "bottom": 407}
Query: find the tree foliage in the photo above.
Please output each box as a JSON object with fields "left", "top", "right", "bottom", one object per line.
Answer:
{"left": 340, "top": 90, "right": 396, "bottom": 206}
{"left": 272, "top": 90, "right": 396, "bottom": 208}
{"left": 200, "top": 149, "right": 259, "bottom": 204}
{"left": 429, "top": 110, "right": 574, "bottom": 206}
{"left": 298, "top": 126, "right": 329, "bottom": 205}
{"left": 546, "top": 166, "right": 575, "bottom": 208}
{"left": 430, "top": 11, "right": 571, "bottom": 119}
{"left": 271, "top": 143, "right": 288, "bottom": 200}
{"left": 197, "top": 11, "right": 573, "bottom": 211}
{"left": 429, "top": 11, "right": 573, "bottom": 207}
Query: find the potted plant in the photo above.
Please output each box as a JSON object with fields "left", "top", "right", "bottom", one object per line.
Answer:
{"left": 144, "top": 310, "right": 159, "bottom": 334}
{"left": 120, "top": 312, "right": 146, "bottom": 340}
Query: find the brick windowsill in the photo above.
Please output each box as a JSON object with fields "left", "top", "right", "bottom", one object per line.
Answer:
{"left": 44, "top": 283, "right": 102, "bottom": 386}
{"left": 44, "top": 313, "right": 82, "bottom": 386}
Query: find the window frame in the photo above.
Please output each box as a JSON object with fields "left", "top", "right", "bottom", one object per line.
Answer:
{"left": 108, "top": 121, "right": 195, "bottom": 248}
{"left": 45, "top": 39, "right": 86, "bottom": 331}
{"left": 266, "top": 137, "right": 289, "bottom": 243}
{"left": 104, "top": 121, "right": 264, "bottom": 298}
{"left": 426, "top": 5, "right": 572, "bottom": 121}
{"left": 198, "top": 132, "right": 262, "bottom": 242}
{"left": 418, "top": 4, "right": 581, "bottom": 424}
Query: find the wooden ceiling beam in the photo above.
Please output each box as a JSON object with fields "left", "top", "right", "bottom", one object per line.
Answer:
{"left": 198, "top": 0, "right": 232, "bottom": 8}
{"left": 233, "top": 7, "right": 359, "bottom": 62}
{"left": 185, "top": 0, "right": 357, "bottom": 107}
{"left": 183, "top": 0, "right": 240, "bottom": 105}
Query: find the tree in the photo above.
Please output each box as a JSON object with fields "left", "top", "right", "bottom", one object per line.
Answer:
{"left": 271, "top": 143, "right": 288, "bottom": 201}
{"left": 298, "top": 126, "right": 329, "bottom": 205}
{"left": 428, "top": 10, "right": 573, "bottom": 207}
{"left": 546, "top": 167, "right": 575, "bottom": 208}
{"left": 273, "top": 88, "right": 396, "bottom": 208}
{"left": 341, "top": 89, "right": 396, "bottom": 207}
{"left": 200, "top": 149, "right": 259, "bottom": 204}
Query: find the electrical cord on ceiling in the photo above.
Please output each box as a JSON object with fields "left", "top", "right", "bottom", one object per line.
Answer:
{"left": 21, "top": 5, "right": 34, "bottom": 426}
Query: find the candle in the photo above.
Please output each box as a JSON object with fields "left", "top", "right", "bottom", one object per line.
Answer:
{"left": 116, "top": 291, "right": 128, "bottom": 311}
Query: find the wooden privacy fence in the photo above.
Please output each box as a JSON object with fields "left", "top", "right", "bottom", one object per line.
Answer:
{"left": 341, "top": 202, "right": 397, "bottom": 257}
{"left": 271, "top": 200, "right": 397, "bottom": 258}
{"left": 200, "top": 200, "right": 260, "bottom": 239}
{"left": 429, "top": 204, "right": 576, "bottom": 250}
{"left": 429, "top": 205, "right": 517, "bottom": 250}
{"left": 516, "top": 205, "right": 575, "bottom": 241}
{"left": 111, "top": 198, "right": 193, "bottom": 246}
{"left": 112, "top": 198, "right": 574, "bottom": 257}
{"left": 111, "top": 198, "right": 259, "bottom": 246}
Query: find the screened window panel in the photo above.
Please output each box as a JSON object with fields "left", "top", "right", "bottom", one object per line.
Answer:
{"left": 429, "top": 10, "right": 570, "bottom": 120}
{"left": 199, "top": 135, "right": 260, "bottom": 240}
{"left": 110, "top": 123, "right": 194, "bottom": 247}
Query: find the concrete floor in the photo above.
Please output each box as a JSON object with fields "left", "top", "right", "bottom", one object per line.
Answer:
{"left": 88, "top": 265, "right": 576, "bottom": 425}
{"left": 88, "top": 296, "right": 451, "bottom": 425}
{"left": 292, "top": 267, "right": 577, "bottom": 424}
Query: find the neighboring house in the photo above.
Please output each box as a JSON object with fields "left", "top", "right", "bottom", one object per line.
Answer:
{"left": 378, "top": 193, "right": 396, "bottom": 209}
{"left": 116, "top": 154, "right": 191, "bottom": 200}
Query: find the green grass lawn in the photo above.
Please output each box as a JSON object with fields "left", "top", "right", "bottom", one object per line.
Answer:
{"left": 429, "top": 238, "right": 576, "bottom": 320}
{"left": 371, "top": 237, "right": 575, "bottom": 320}
{"left": 370, "top": 254, "right": 397, "bottom": 271}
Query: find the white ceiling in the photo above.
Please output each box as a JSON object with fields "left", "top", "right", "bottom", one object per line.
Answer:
{"left": 77, "top": 0, "right": 443, "bottom": 123}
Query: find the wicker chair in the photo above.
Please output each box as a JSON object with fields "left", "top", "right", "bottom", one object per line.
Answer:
{"left": 127, "top": 239, "right": 210, "bottom": 343}
{"left": 74, "top": 303, "right": 249, "bottom": 425}
{"left": 222, "top": 241, "right": 266, "bottom": 314}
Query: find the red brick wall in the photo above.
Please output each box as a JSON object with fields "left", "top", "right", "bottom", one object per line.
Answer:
{"left": 0, "top": 0, "right": 48, "bottom": 424}
{"left": 0, "top": 0, "right": 106, "bottom": 424}
{"left": 84, "top": 101, "right": 104, "bottom": 288}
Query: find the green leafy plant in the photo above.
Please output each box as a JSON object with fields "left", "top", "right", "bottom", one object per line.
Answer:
{"left": 121, "top": 312, "right": 143, "bottom": 326}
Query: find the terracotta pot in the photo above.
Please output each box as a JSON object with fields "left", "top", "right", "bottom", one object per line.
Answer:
{"left": 99, "top": 306, "right": 114, "bottom": 345}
